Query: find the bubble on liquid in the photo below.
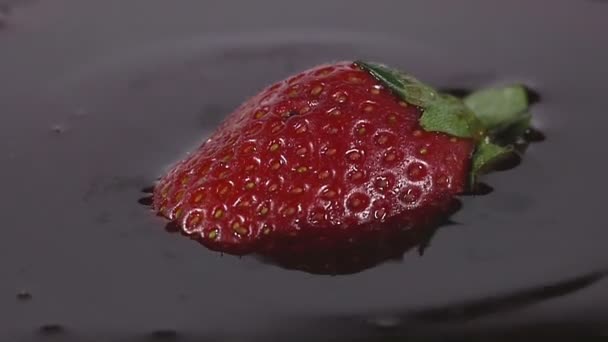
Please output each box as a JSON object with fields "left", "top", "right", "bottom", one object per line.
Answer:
{"left": 50, "top": 124, "right": 68, "bottom": 134}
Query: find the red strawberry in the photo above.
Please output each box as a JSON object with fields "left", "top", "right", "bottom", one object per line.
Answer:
{"left": 147, "top": 61, "right": 536, "bottom": 274}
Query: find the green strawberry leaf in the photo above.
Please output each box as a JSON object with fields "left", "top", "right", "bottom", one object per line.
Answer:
{"left": 495, "top": 112, "right": 532, "bottom": 145}
{"left": 355, "top": 61, "right": 438, "bottom": 107}
{"left": 464, "top": 85, "right": 529, "bottom": 132}
{"left": 472, "top": 141, "right": 513, "bottom": 178}
{"left": 356, "top": 61, "right": 483, "bottom": 139}
{"left": 419, "top": 94, "right": 484, "bottom": 139}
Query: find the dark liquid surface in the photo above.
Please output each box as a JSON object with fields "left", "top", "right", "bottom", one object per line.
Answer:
{"left": 1, "top": 0, "right": 607, "bottom": 340}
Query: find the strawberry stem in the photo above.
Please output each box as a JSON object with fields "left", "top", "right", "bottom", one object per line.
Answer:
{"left": 355, "top": 61, "right": 537, "bottom": 186}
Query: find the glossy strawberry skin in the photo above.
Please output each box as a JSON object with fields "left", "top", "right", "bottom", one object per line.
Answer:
{"left": 152, "top": 62, "right": 474, "bottom": 257}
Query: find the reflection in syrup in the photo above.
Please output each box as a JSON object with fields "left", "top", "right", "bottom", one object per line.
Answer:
{"left": 315, "top": 271, "right": 607, "bottom": 340}
{"left": 139, "top": 192, "right": 461, "bottom": 274}
{"left": 255, "top": 199, "right": 461, "bottom": 275}
{"left": 140, "top": 196, "right": 455, "bottom": 275}
{"left": 0, "top": 5, "right": 9, "bottom": 31}
{"left": 411, "top": 270, "right": 606, "bottom": 323}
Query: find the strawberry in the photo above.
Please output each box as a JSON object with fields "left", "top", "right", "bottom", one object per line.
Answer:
{"left": 146, "top": 61, "right": 537, "bottom": 274}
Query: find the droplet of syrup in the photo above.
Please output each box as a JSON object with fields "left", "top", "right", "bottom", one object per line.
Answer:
{"left": 524, "top": 86, "right": 542, "bottom": 105}
{"left": 492, "top": 152, "right": 522, "bottom": 171}
{"left": 50, "top": 124, "right": 68, "bottom": 134}
{"left": 164, "top": 222, "right": 180, "bottom": 233}
{"left": 16, "top": 290, "right": 32, "bottom": 301}
{"left": 464, "top": 182, "right": 495, "bottom": 196}
{"left": 524, "top": 127, "right": 546, "bottom": 142}
{"left": 39, "top": 324, "right": 65, "bottom": 335}
{"left": 141, "top": 186, "right": 155, "bottom": 193}
{"left": 138, "top": 196, "right": 153, "bottom": 206}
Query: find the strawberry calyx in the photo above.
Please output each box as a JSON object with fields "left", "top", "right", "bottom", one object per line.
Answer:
{"left": 355, "top": 61, "right": 536, "bottom": 186}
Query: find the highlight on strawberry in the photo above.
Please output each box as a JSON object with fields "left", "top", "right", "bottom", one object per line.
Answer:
{"left": 140, "top": 61, "right": 542, "bottom": 274}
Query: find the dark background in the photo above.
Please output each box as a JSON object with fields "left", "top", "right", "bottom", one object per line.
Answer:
{"left": 1, "top": 0, "right": 607, "bottom": 341}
